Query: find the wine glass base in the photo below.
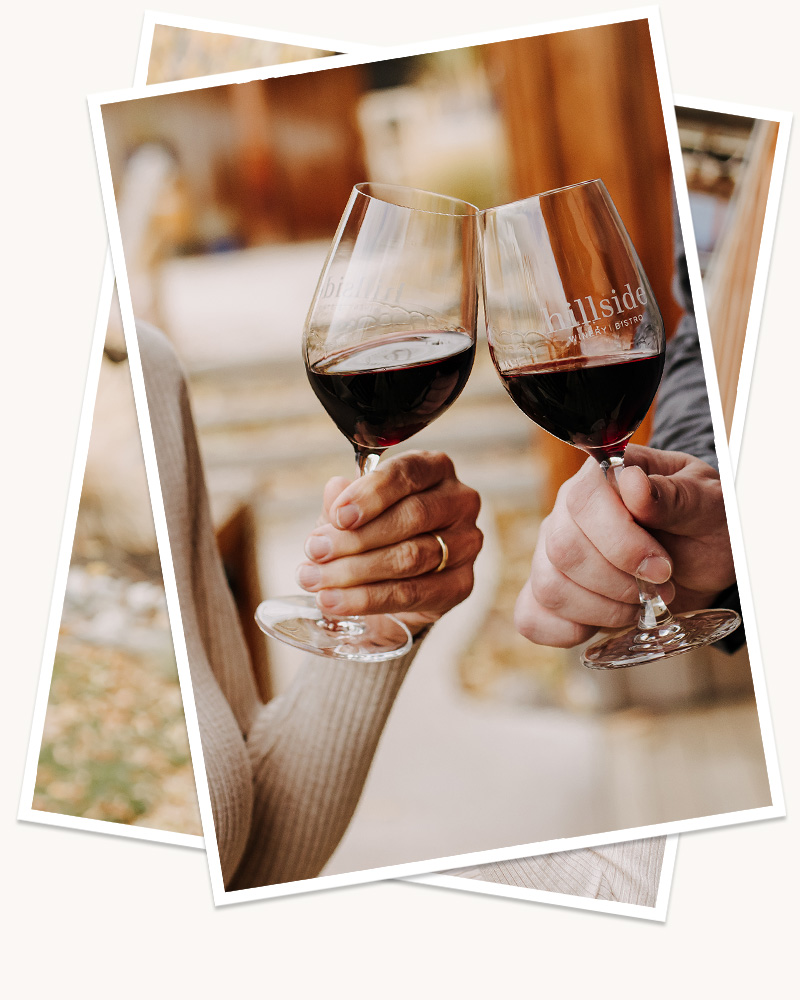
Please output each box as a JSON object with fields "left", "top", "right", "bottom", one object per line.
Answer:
{"left": 255, "top": 595, "right": 413, "bottom": 662}
{"left": 581, "top": 608, "right": 741, "bottom": 670}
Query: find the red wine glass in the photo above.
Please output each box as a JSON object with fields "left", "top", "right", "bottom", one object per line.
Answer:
{"left": 481, "top": 179, "right": 740, "bottom": 668}
{"left": 255, "top": 183, "right": 478, "bottom": 661}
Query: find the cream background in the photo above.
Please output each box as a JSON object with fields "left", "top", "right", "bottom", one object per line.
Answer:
{"left": 3, "top": 1, "right": 796, "bottom": 995}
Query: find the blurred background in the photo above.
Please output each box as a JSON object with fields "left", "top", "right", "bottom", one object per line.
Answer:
{"left": 145, "top": 23, "right": 337, "bottom": 83}
{"left": 35, "top": 21, "right": 778, "bottom": 865}
{"left": 34, "top": 293, "right": 201, "bottom": 834}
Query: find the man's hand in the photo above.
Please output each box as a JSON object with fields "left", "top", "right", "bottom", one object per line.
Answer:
{"left": 296, "top": 451, "right": 484, "bottom": 633}
{"left": 514, "top": 444, "right": 736, "bottom": 648}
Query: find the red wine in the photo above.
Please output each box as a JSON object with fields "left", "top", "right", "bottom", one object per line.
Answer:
{"left": 307, "top": 331, "right": 475, "bottom": 450}
{"left": 498, "top": 351, "right": 664, "bottom": 462}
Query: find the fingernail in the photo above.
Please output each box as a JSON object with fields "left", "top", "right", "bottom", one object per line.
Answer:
{"left": 335, "top": 503, "right": 360, "bottom": 529}
{"left": 637, "top": 556, "right": 671, "bottom": 584}
{"left": 296, "top": 564, "right": 321, "bottom": 589}
{"left": 304, "top": 535, "right": 332, "bottom": 561}
{"left": 630, "top": 464, "right": 659, "bottom": 500}
{"left": 658, "top": 581, "right": 676, "bottom": 604}
{"left": 317, "top": 589, "right": 343, "bottom": 611}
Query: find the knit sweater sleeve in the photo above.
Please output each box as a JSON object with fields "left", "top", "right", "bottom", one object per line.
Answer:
{"left": 228, "top": 642, "right": 423, "bottom": 890}
{"left": 445, "top": 837, "right": 666, "bottom": 906}
{"left": 136, "top": 318, "right": 421, "bottom": 890}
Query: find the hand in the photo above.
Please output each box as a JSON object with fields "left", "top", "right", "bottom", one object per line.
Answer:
{"left": 296, "top": 451, "right": 483, "bottom": 633}
{"left": 514, "top": 444, "right": 736, "bottom": 648}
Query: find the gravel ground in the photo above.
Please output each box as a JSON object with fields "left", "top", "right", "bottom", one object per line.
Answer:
{"left": 33, "top": 561, "right": 202, "bottom": 836}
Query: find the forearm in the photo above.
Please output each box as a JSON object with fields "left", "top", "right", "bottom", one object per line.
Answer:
{"left": 226, "top": 638, "right": 423, "bottom": 890}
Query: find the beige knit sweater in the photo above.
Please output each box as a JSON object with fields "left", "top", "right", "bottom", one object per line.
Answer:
{"left": 137, "top": 318, "right": 666, "bottom": 903}
{"left": 137, "top": 320, "right": 421, "bottom": 889}
{"left": 446, "top": 837, "right": 666, "bottom": 906}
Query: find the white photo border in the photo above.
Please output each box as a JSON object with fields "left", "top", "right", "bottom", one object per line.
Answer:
{"left": 16, "top": 24, "right": 373, "bottom": 855}
{"left": 412, "top": 833, "right": 679, "bottom": 922}
{"left": 18, "top": 12, "right": 687, "bottom": 919}
{"left": 83, "top": 4, "right": 790, "bottom": 906}
{"left": 665, "top": 94, "right": 793, "bottom": 470}
{"left": 21, "top": 6, "right": 785, "bottom": 907}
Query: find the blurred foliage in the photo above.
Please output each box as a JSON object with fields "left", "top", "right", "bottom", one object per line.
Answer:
{"left": 34, "top": 639, "right": 202, "bottom": 835}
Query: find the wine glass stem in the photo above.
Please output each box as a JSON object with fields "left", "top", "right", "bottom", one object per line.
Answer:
{"left": 601, "top": 455, "right": 674, "bottom": 631}
{"left": 357, "top": 448, "right": 382, "bottom": 477}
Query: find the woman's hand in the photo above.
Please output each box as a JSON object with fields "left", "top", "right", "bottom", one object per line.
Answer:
{"left": 296, "top": 451, "right": 483, "bottom": 634}
{"left": 514, "top": 444, "right": 736, "bottom": 648}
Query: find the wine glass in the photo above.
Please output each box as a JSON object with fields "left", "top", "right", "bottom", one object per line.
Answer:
{"left": 481, "top": 178, "right": 740, "bottom": 669}
{"left": 255, "top": 183, "right": 479, "bottom": 661}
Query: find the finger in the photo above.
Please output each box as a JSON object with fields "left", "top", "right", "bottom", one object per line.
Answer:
{"left": 305, "top": 482, "right": 480, "bottom": 561}
{"left": 513, "top": 582, "right": 597, "bottom": 648}
{"left": 315, "top": 564, "right": 475, "bottom": 617}
{"left": 297, "top": 526, "right": 482, "bottom": 591}
{"left": 542, "top": 513, "right": 643, "bottom": 605}
{"left": 624, "top": 443, "right": 693, "bottom": 478}
{"left": 565, "top": 461, "right": 673, "bottom": 584}
{"left": 328, "top": 450, "right": 456, "bottom": 529}
{"left": 531, "top": 536, "right": 674, "bottom": 625}
{"left": 617, "top": 462, "right": 724, "bottom": 537}
{"left": 321, "top": 476, "right": 354, "bottom": 523}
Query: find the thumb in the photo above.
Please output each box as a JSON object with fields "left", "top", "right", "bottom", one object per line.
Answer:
{"left": 617, "top": 464, "right": 705, "bottom": 536}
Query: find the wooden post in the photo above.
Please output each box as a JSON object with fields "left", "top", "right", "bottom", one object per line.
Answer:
{"left": 482, "top": 19, "right": 678, "bottom": 509}
{"left": 705, "top": 119, "right": 779, "bottom": 435}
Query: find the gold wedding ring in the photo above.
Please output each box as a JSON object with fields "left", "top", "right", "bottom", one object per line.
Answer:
{"left": 432, "top": 533, "right": 449, "bottom": 573}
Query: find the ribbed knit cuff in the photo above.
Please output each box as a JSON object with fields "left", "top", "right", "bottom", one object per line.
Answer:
{"left": 227, "top": 639, "right": 422, "bottom": 890}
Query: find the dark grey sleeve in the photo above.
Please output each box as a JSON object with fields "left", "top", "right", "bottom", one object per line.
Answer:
{"left": 648, "top": 205, "right": 717, "bottom": 470}
{"left": 648, "top": 201, "right": 744, "bottom": 653}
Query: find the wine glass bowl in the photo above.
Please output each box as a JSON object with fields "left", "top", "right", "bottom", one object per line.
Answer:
{"left": 482, "top": 178, "right": 665, "bottom": 463}
{"left": 481, "top": 179, "right": 740, "bottom": 668}
{"left": 305, "top": 183, "right": 479, "bottom": 467}
{"left": 255, "top": 183, "right": 479, "bottom": 661}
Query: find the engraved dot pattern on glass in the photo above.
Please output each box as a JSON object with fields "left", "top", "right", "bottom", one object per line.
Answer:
{"left": 255, "top": 183, "right": 479, "bottom": 661}
{"left": 481, "top": 179, "right": 740, "bottom": 668}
